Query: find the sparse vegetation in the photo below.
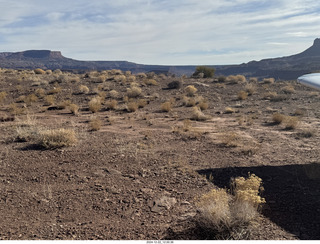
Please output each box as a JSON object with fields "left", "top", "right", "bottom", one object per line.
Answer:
{"left": 37, "top": 128, "right": 77, "bottom": 149}
{"left": 89, "top": 117, "right": 102, "bottom": 131}
{"left": 160, "top": 101, "right": 172, "bottom": 112}
{"left": 192, "top": 66, "right": 215, "bottom": 78}
{"left": 238, "top": 91, "right": 248, "bottom": 100}
{"left": 196, "top": 173, "right": 265, "bottom": 239}
{"left": 185, "top": 85, "right": 197, "bottom": 96}
{"left": 88, "top": 97, "right": 102, "bottom": 113}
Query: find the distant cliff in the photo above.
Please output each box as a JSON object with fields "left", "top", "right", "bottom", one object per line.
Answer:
{"left": 1, "top": 39, "right": 320, "bottom": 80}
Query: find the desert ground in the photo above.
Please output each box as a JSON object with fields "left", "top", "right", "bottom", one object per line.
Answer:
{"left": 0, "top": 69, "right": 319, "bottom": 240}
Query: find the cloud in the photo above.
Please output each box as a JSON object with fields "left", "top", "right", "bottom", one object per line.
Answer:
{"left": 0, "top": 0, "right": 320, "bottom": 65}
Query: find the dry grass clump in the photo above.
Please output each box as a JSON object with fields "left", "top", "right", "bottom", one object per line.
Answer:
{"left": 262, "top": 91, "right": 277, "bottom": 100}
{"left": 220, "top": 132, "right": 240, "bottom": 147}
{"left": 35, "top": 88, "right": 45, "bottom": 98}
{"left": 24, "top": 94, "right": 38, "bottom": 106}
{"left": 224, "top": 107, "right": 235, "bottom": 114}
{"left": 272, "top": 112, "right": 285, "bottom": 124}
{"left": 245, "top": 83, "right": 256, "bottom": 95}
{"left": 281, "top": 85, "right": 295, "bottom": 94}
{"left": 78, "top": 85, "right": 90, "bottom": 94}
{"left": 144, "top": 79, "right": 158, "bottom": 86}
{"left": 198, "top": 101, "right": 209, "bottom": 110}
{"left": 191, "top": 107, "right": 208, "bottom": 121}
{"left": 196, "top": 173, "right": 265, "bottom": 239}
{"left": 109, "top": 90, "right": 119, "bottom": 99}
{"left": 89, "top": 117, "right": 102, "bottom": 131}
{"left": 127, "top": 86, "right": 142, "bottom": 98}
{"left": 34, "top": 68, "right": 46, "bottom": 74}
{"left": 9, "top": 103, "right": 26, "bottom": 116}
{"left": 272, "top": 113, "right": 299, "bottom": 129}
{"left": 68, "top": 104, "right": 79, "bottom": 115}
{"left": 226, "top": 75, "right": 247, "bottom": 84}
{"left": 263, "top": 78, "right": 275, "bottom": 84}
{"left": 88, "top": 97, "right": 102, "bottom": 113}
{"left": 249, "top": 77, "right": 258, "bottom": 83}
{"left": 44, "top": 95, "right": 55, "bottom": 106}
{"left": 37, "top": 128, "right": 77, "bottom": 149}
{"left": 185, "top": 85, "right": 197, "bottom": 96}
{"left": 0, "top": 91, "right": 8, "bottom": 103}
{"left": 106, "top": 99, "right": 118, "bottom": 110}
{"left": 160, "top": 101, "right": 172, "bottom": 112}
{"left": 57, "top": 100, "right": 72, "bottom": 109}
{"left": 137, "top": 99, "right": 148, "bottom": 108}
{"left": 47, "top": 86, "right": 62, "bottom": 95}
{"left": 127, "top": 101, "right": 138, "bottom": 112}
{"left": 127, "top": 75, "right": 136, "bottom": 83}
{"left": 183, "top": 96, "right": 196, "bottom": 107}
{"left": 114, "top": 75, "right": 126, "bottom": 83}
{"left": 284, "top": 116, "right": 299, "bottom": 130}
{"left": 296, "top": 128, "right": 316, "bottom": 138}
{"left": 238, "top": 91, "right": 248, "bottom": 100}
{"left": 136, "top": 72, "right": 147, "bottom": 79}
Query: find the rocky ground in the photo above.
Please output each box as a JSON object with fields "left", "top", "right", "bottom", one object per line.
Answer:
{"left": 0, "top": 69, "right": 319, "bottom": 240}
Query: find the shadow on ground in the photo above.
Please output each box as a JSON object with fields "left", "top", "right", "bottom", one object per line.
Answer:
{"left": 192, "top": 163, "right": 320, "bottom": 240}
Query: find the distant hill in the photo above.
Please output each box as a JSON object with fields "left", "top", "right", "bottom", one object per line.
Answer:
{"left": 1, "top": 39, "right": 320, "bottom": 80}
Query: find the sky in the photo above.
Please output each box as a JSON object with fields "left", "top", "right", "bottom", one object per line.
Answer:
{"left": 0, "top": 0, "right": 320, "bottom": 65}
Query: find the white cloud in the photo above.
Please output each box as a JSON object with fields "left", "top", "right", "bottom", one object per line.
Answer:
{"left": 0, "top": 0, "right": 319, "bottom": 64}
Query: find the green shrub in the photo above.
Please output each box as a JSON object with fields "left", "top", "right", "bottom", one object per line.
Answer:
{"left": 193, "top": 66, "right": 215, "bottom": 78}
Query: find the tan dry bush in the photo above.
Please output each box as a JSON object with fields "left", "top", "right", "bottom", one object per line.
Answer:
{"left": 236, "top": 75, "right": 247, "bottom": 83}
{"left": 16, "top": 95, "right": 26, "bottom": 103}
{"left": 37, "top": 128, "right": 77, "bottom": 149}
{"left": 238, "top": 91, "right": 248, "bottom": 100}
{"left": 106, "top": 99, "right": 118, "bottom": 110}
{"left": 296, "top": 128, "right": 316, "bottom": 138}
{"left": 160, "top": 101, "right": 172, "bottom": 112}
{"left": 44, "top": 95, "right": 55, "bottom": 106}
{"left": 110, "top": 69, "right": 123, "bottom": 75}
{"left": 196, "top": 174, "right": 265, "bottom": 239}
{"left": 263, "top": 78, "right": 275, "bottom": 84}
{"left": 114, "top": 75, "right": 127, "bottom": 83}
{"left": 225, "top": 107, "right": 235, "bottom": 114}
{"left": 284, "top": 116, "right": 299, "bottom": 130}
{"left": 185, "top": 85, "right": 197, "bottom": 96}
{"left": 127, "top": 86, "right": 142, "bottom": 98}
{"left": 136, "top": 72, "right": 147, "bottom": 79}
{"left": 198, "top": 101, "right": 209, "bottom": 110}
{"left": 245, "top": 83, "right": 256, "bottom": 95}
{"left": 89, "top": 117, "right": 102, "bottom": 131}
{"left": 249, "top": 77, "right": 258, "bottom": 83}
{"left": 281, "top": 85, "right": 295, "bottom": 94}
{"left": 310, "top": 91, "right": 319, "bottom": 97}
{"left": 47, "top": 86, "right": 62, "bottom": 95}
{"left": 57, "top": 100, "right": 72, "bottom": 109}
{"left": 45, "top": 70, "right": 52, "bottom": 75}
{"left": 24, "top": 94, "right": 38, "bottom": 106}
{"left": 272, "top": 112, "right": 285, "bottom": 124}
{"left": 0, "top": 91, "right": 8, "bottom": 103}
{"left": 34, "top": 68, "right": 46, "bottom": 74}
{"left": 144, "top": 79, "right": 158, "bottom": 86}
{"left": 220, "top": 132, "right": 240, "bottom": 147}
{"left": 191, "top": 107, "right": 208, "bottom": 121}
{"left": 137, "top": 99, "right": 148, "bottom": 108}
{"left": 262, "top": 91, "right": 277, "bottom": 100}
{"left": 127, "top": 101, "right": 138, "bottom": 112}
{"left": 78, "top": 85, "right": 90, "bottom": 94}
{"left": 127, "top": 75, "right": 136, "bottom": 83}
{"left": 231, "top": 173, "right": 266, "bottom": 209}
{"left": 69, "top": 103, "right": 79, "bottom": 115}
{"left": 88, "top": 97, "right": 102, "bottom": 113}
{"left": 35, "top": 88, "right": 45, "bottom": 98}
{"left": 9, "top": 103, "right": 25, "bottom": 116}
{"left": 109, "top": 90, "right": 119, "bottom": 99}
{"left": 185, "top": 97, "right": 196, "bottom": 107}
{"left": 69, "top": 76, "right": 80, "bottom": 83}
